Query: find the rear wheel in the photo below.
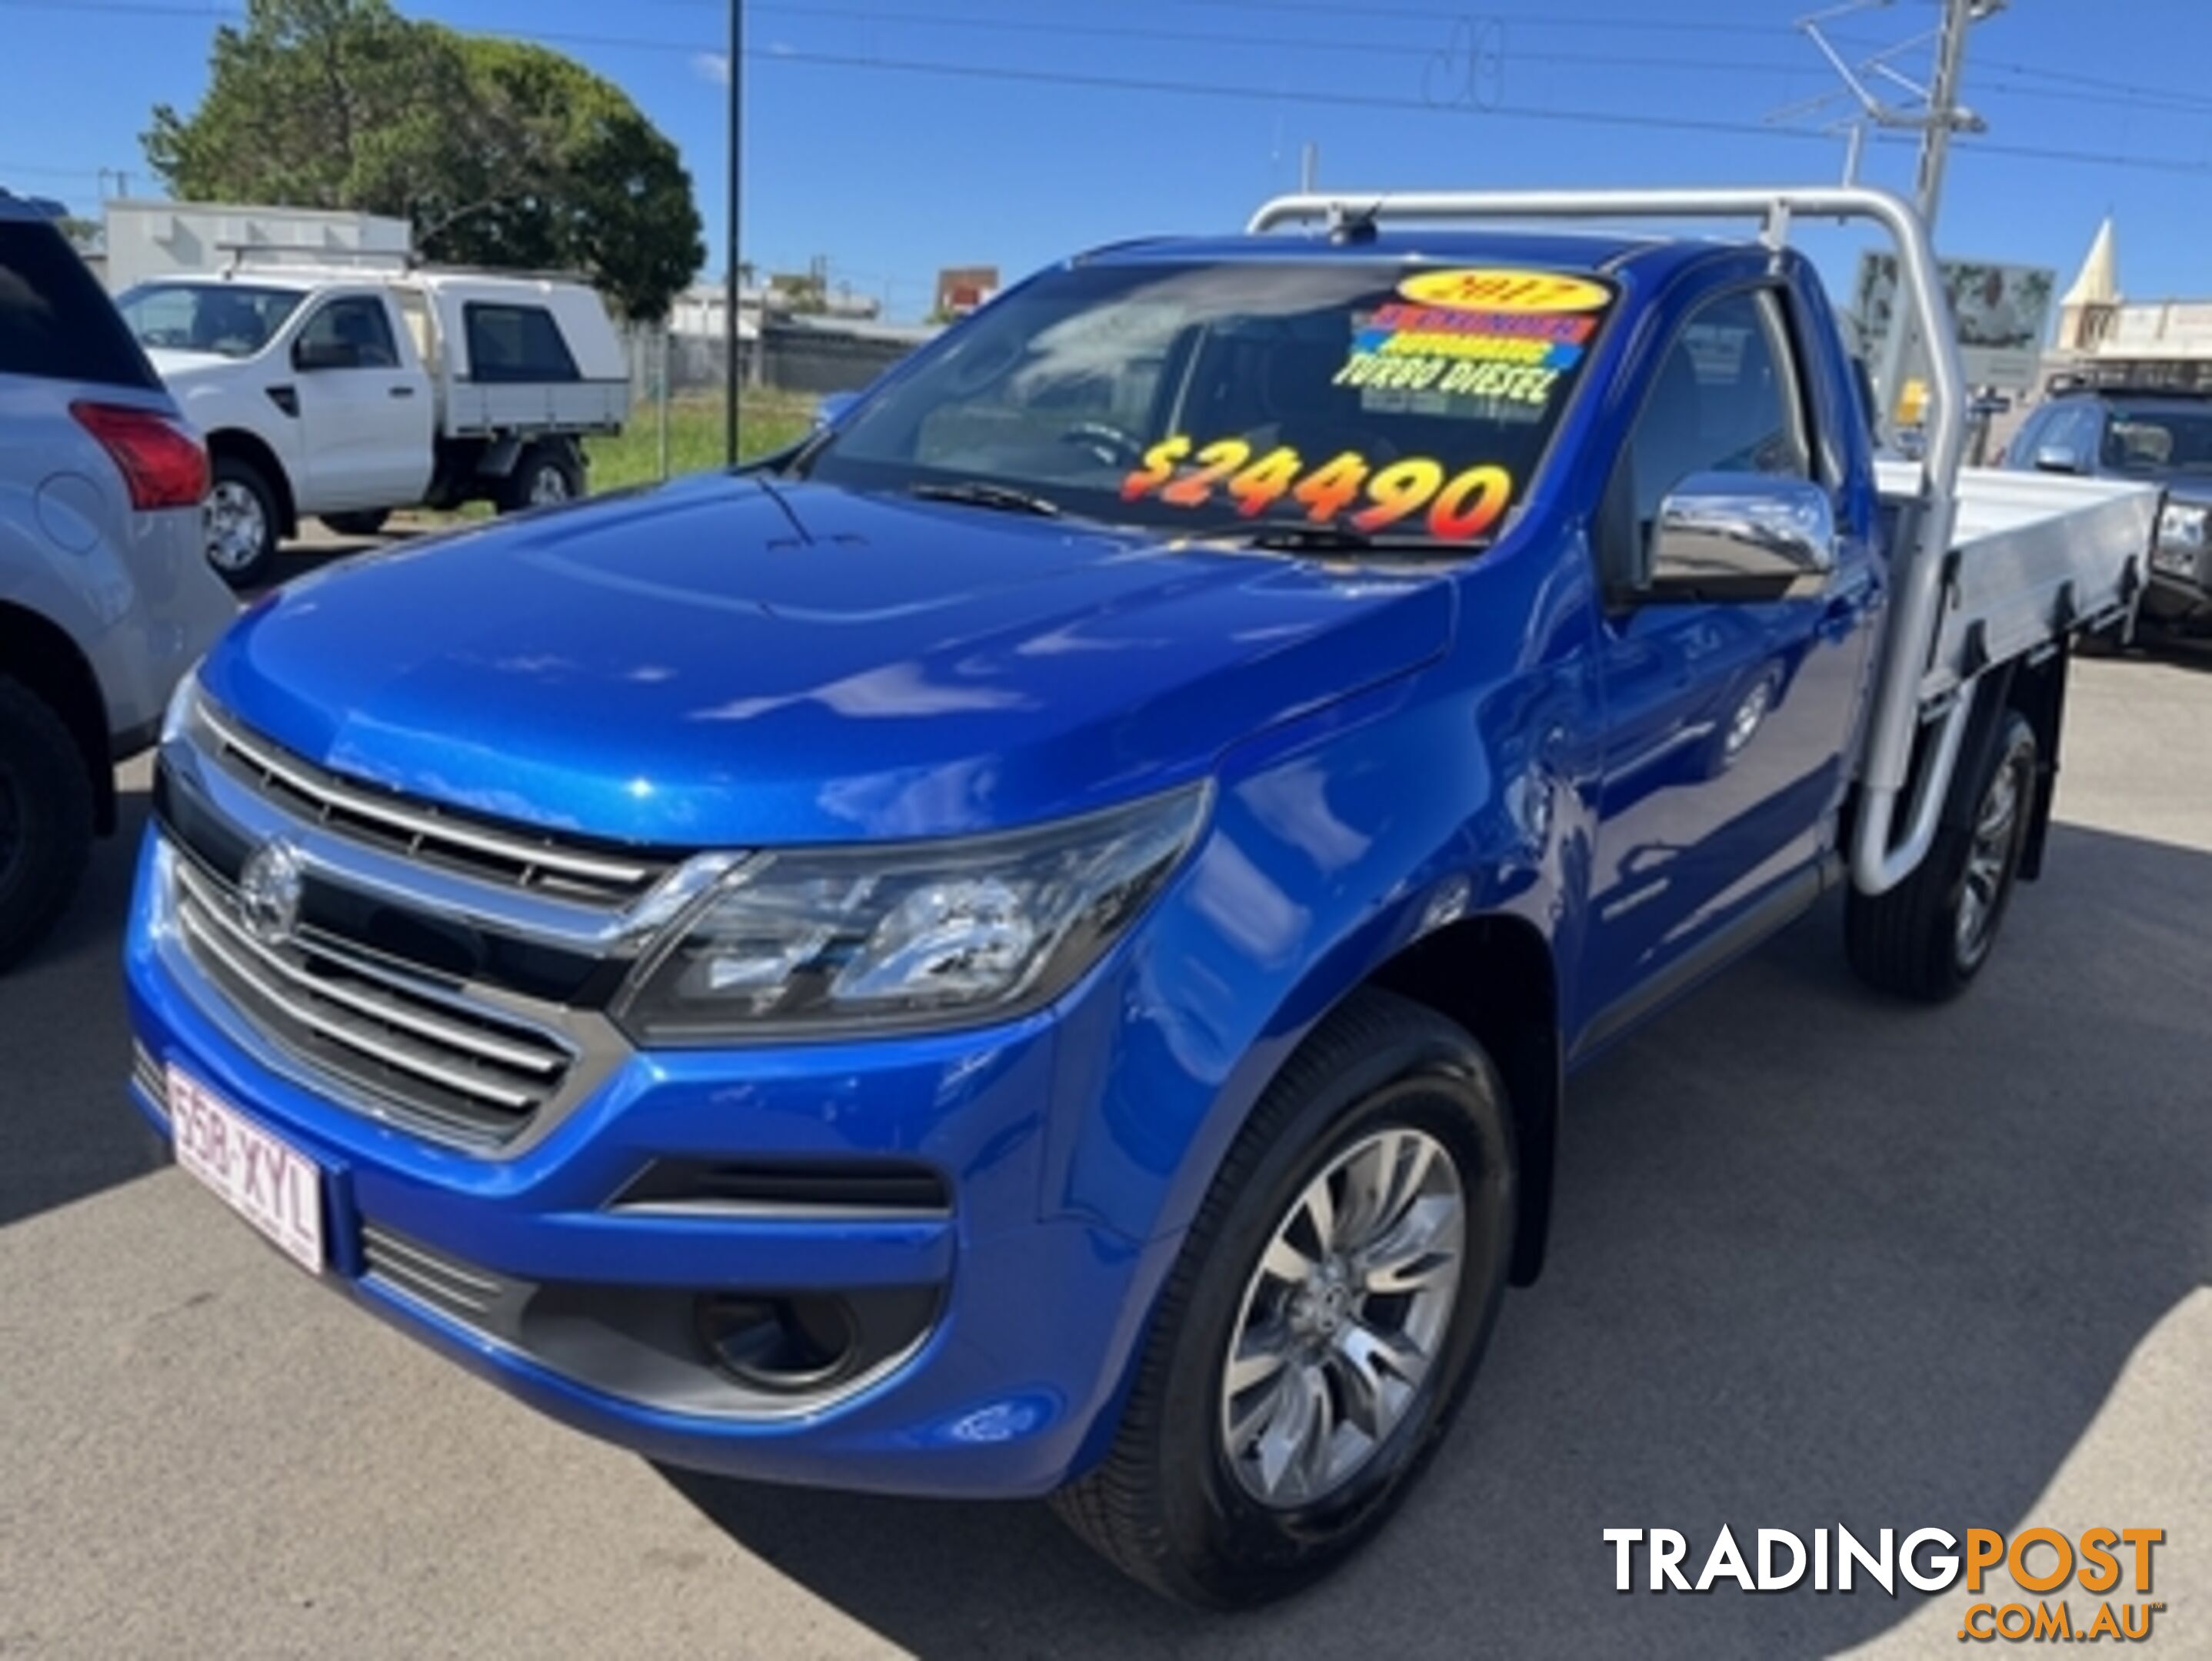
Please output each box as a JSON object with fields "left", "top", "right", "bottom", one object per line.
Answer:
{"left": 1846, "top": 707, "right": 2037, "bottom": 1001}
{"left": 204, "top": 454, "right": 280, "bottom": 589}
{"left": 1051, "top": 989, "right": 1515, "bottom": 1608}
{"left": 0, "top": 677, "right": 95, "bottom": 974}
{"left": 319, "top": 508, "right": 390, "bottom": 538}
{"left": 498, "top": 443, "right": 582, "bottom": 514}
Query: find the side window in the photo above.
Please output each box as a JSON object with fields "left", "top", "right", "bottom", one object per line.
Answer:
{"left": 0, "top": 221, "right": 160, "bottom": 388}
{"left": 2074, "top": 405, "right": 2114, "bottom": 468}
{"left": 2007, "top": 404, "right": 2052, "bottom": 466}
{"left": 1624, "top": 288, "right": 1812, "bottom": 536}
{"left": 295, "top": 296, "right": 400, "bottom": 370}
{"left": 464, "top": 304, "right": 581, "bottom": 384}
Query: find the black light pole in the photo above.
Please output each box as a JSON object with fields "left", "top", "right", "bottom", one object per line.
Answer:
{"left": 724, "top": 0, "right": 742, "bottom": 464}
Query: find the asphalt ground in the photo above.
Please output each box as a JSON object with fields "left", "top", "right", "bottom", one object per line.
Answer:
{"left": 1, "top": 615, "right": 2205, "bottom": 1659}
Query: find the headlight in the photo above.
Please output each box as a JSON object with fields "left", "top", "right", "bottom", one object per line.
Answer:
{"left": 2157, "top": 503, "right": 2207, "bottom": 550}
{"left": 614, "top": 783, "right": 1210, "bottom": 1041}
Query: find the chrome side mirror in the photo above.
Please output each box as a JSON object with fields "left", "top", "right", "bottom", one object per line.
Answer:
{"left": 2032, "top": 443, "right": 2084, "bottom": 475}
{"left": 1644, "top": 472, "right": 1837, "bottom": 604}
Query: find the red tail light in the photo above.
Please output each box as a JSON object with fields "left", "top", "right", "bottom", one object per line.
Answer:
{"left": 69, "top": 401, "right": 210, "bottom": 512}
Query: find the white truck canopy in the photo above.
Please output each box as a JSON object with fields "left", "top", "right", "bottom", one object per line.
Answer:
{"left": 391, "top": 270, "right": 628, "bottom": 438}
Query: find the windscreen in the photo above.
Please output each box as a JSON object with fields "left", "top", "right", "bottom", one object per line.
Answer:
{"left": 2103, "top": 404, "right": 2212, "bottom": 474}
{"left": 118, "top": 282, "right": 303, "bottom": 359}
{"left": 803, "top": 258, "right": 1617, "bottom": 547}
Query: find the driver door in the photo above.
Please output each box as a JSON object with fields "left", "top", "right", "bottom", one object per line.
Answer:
{"left": 288, "top": 292, "right": 432, "bottom": 511}
{"left": 1580, "top": 285, "right": 1879, "bottom": 1039}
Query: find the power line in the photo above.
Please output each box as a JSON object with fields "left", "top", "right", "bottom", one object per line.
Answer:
{"left": 1975, "top": 52, "right": 2212, "bottom": 103}
{"left": 10, "top": 0, "right": 2212, "bottom": 189}
{"left": 481, "top": 30, "right": 2212, "bottom": 177}
{"left": 1184, "top": 0, "right": 1800, "bottom": 35}
{"left": 0, "top": 0, "right": 232, "bottom": 12}
{"left": 641, "top": 0, "right": 1821, "bottom": 35}
{"left": 522, "top": 30, "right": 1883, "bottom": 146}
{"left": 10, "top": 0, "right": 2209, "bottom": 114}
{"left": 635, "top": 0, "right": 1835, "bottom": 79}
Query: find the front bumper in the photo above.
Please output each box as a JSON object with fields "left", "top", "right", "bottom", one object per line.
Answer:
{"left": 2143, "top": 528, "right": 2212, "bottom": 627}
{"left": 124, "top": 831, "right": 1178, "bottom": 1500}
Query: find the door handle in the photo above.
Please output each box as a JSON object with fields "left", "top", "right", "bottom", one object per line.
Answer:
{"left": 389, "top": 385, "right": 417, "bottom": 398}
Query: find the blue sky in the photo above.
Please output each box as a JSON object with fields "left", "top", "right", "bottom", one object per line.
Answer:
{"left": 3, "top": 0, "right": 2210, "bottom": 321}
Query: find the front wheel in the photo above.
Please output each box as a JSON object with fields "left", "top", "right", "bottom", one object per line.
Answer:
{"left": 204, "top": 454, "right": 281, "bottom": 589}
{"left": 1051, "top": 989, "right": 1516, "bottom": 1608}
{"left": 1846, "top": 707, "right": 2038, "bottom": 1001}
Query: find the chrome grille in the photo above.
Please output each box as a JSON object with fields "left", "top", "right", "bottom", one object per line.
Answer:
{"left": 198, "top": 703, "right": 668, "bottom": 907}
{"left": 168, "top": 849, "right": 578, "bottom": 1144}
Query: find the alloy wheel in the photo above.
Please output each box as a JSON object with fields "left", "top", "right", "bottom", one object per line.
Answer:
{"left": 205, "top": 481, "right": 268, "bottom": 573}
{"left": 1220, "top": 1126, "right": 1467, "bottom": 1509}
{"left": 528, "top": 466, "right": 572, "bottom": 506}
{"left": 1955, "top": 742, "right": 2027, "bottom": 968}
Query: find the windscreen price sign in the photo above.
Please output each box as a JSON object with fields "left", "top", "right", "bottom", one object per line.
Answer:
{"left": 1853, "top": 254, "right": 2057, "bottom": 391}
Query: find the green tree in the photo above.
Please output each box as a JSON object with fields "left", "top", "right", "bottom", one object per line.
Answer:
{"left": 145, "top": 0, "right": 703, "bottom": 319}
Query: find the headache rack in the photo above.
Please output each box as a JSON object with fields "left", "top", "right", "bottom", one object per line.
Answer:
{"left": 1248, "top": 185, "right": 2157, "bottom": 897}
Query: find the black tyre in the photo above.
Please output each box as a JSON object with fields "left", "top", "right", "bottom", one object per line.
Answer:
{"left": 205, "top": 453, "right": 281, "bottom": 589}
{"left": 0, "top": 677, "right": 95, "bottom": 974}
{"left": 1846, "top": 706, "right": 2038, "bottom": 1002}
{"left": 497, "top": 443, "right": 583, "bottom": 514}
{"left": 1052, "top": 988, "right": 1516, "bottom": 1609}
{"left": 320, "top": 508, "right": 391, "bottom": 538}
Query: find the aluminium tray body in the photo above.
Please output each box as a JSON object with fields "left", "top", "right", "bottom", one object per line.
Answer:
{"left": 1876, "top": 460, "right": 2157, "bottom": 703}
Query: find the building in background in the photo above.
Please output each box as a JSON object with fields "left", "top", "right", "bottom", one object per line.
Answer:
{"left": 2054, "top": 218, "right": 2120, "bottom": 353}
{"left": 98, "top": 200, "right": 411, "bottom": 292}
{"left": 2037, "top": 217, "right": 2212, "bottom": 391}
{"left": 655, "top": 278, "right": 927, "bottom": 398}
{"left": 934, "top": 265, "right": 1000, "bottom": 319}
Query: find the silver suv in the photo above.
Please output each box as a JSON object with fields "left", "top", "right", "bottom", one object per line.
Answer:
{"left": 0, "top": 197, "right": 234, "bottom": 967}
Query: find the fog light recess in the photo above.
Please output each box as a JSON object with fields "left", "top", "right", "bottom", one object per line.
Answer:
{"left": 697, "top": 1294, "right": 861, "bottom": 1394}
{"left": 693, "top": 1285, "right": 940, "bottom": 1402}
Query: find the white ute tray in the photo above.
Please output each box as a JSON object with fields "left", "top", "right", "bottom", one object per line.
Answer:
{"left": 1876, "top": 460, "right": 2157, "bottom": 703}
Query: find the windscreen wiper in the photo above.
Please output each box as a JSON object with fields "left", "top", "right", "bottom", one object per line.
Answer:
{"left": 1199, "top": 522, "right": 1477, "bottom": 558}
{"left": 909, "top": 481, "right": 1064, "bottom": 518}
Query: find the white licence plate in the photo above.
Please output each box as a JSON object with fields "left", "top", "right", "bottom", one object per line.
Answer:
{"left": 168, "top": 1064, "right": 325, "bottom": 1273}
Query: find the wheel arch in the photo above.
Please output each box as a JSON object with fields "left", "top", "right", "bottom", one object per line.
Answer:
{"left": 2004, "top": 647, "right": 2068, "bottom": 884}
{"left": 1362, "top": 912, "right": 1563, "bottom": 1287}
{"left": 0, "top": 603, "right": 114, "bottom": 834}
{"left": 205, "top": 427, "right": 298, "bottom": 538}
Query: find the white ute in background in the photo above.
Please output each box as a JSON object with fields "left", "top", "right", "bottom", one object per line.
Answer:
{"left": 115, "top": 258, "right": 628, "bottom": 586}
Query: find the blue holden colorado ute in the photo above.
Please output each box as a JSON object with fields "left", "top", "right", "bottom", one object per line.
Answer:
{"left": 125, "top": 187, "right": 2153, "bottom": 1606}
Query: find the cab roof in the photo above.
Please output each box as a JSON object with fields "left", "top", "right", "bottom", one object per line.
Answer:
{"left": 1080, "top": 227, "right": 1742, "bottom": 290}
